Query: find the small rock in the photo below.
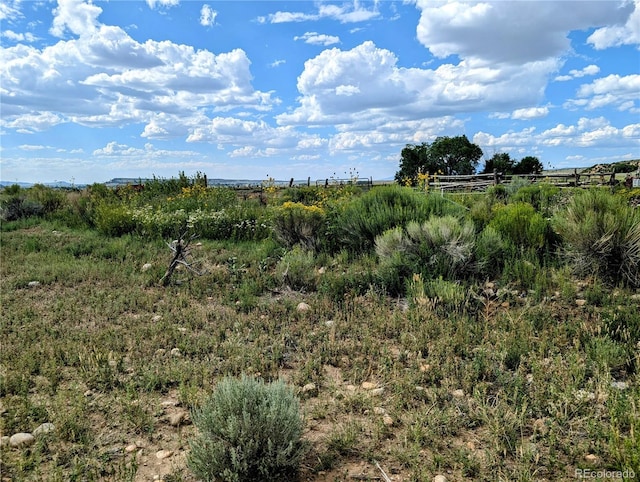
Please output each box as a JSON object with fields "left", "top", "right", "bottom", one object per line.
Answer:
{"left": 345, "top": 384, "right": 356, "bottom": 392}
{"left": 170, "top": 348, "right": 181, "bottom": 357}
{"left": 575, "top": 299, "right": 587, "bottom": 307}
{"left": 584, "top": 454, "right": 598, "bottom": 463}
{"left": 434, "top": 475, "right": 447, "bottom": 482}
{"left": 152, "top": 315, "right": 162, "bottom": 322}
{"left": 373, "top": 407, "right": 387, "bottom": 415}
{"left": 317, "top": 266, "right": 326, "bottom": 274}
{"left": 10, "top": 433, "right": 35, "bottom": 448}
{"left": 301, "top": 383, "right": 317, "bottom": 394}
{"left": 370, "top": 388, "right": 385, "bottom": 396}
{"left": 361, "top": 382, "right": 378, "bottom": 390}
{"left": 27, "top": 281, "right": 40, "bottom": 287}
{"left": 382, "top": 414, "right": 394, "bottom": 426}
{"left": 419, "top": 363, "right": 431, "bottom": 372}
{"left": 451, "top": 389, "right": 465, "bottom": 399}
{"left": 296, "top": 302, "right": 311, "bottom": 312}
{"left": 33, "top": 423, "right": 55, "bottom": 437}
{"left": 611, "top": 381, "right": 628, "bottom": 390}
{"left": 168, "top": 411, "right": 188, "bottom": 427}
{"left": 156, "top": 449, "right": 173, "bottom": 459}
{"left": 155, "top": 348, "right": 166, "bottom": 356}
{"left": 125, "top": 444, "right": 138, "bottom": 453}
{"left": 0, "top": 436, "right": 10, "bottom": 448}
{"left": 324, "top": 319, "right": 335, "bottom": 328}
{"left": 141, "top": 263, "right": 153, "bottom": 272}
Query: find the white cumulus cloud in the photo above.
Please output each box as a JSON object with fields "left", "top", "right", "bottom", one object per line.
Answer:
{"left": 200, "top": 5, "right": 217, "bottom": 27}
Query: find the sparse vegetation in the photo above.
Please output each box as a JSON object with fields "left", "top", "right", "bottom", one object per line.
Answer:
{"left": 1, "top": 177, "right": 638, "bottom": 481}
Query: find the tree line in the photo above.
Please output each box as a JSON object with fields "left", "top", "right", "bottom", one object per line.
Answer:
{"left": 395, "top": 135, "right": 543, "bottom": 186}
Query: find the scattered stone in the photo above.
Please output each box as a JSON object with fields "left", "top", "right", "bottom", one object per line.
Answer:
{"left": 27, "top": 281, "right": 40, "bottom": 288}
{"left": 361, "top": 382, "right": 378, "bottom": 390}
{"left": 324, "top": 319, "right": 335, "bottom": 328}
{"left": 533, "top": 418, "right": 549, "bottom": 436}
{"left": 451, "top": 389, "right": 465, "bottom": 399}
{"left": 155, "top": 449, "right": 173, "bottom": 460}
{"left": 125, "top": 444, "right": 138, "bottom": 453}
{"left": 0, "top": 436, "right": 10, "bottom": 448}
{"left": 434, "top": 475, "right": 447, "bottom": 482}
{"left": 317, "top": 266, "right": 326, "bottom": 274}
{"left": 575, "top": 389, "right": 596, "bottom": 401}
{"left": 170, "top": 348, "right": 181, "bottom": 357}
{"left": 9, "top": 433, "right": 35, "bottom": 448}
{"left": 382, "top": 414, "right": 394, "bottom": 426}
{"left": 155, "top": 348, "right": 166, "bottom": 356}
{"left": 33, "top": 423, "right": 55, "bottom": 437}
{"left": 584, "top": 454, "right": 598, "bottom": 463}
{"left": 152, "top": 315, "right": 162, "bottom": 322}
{"left": 345, "top": 384, "right": 357, "bottom": 392}
{"left": 611, "top": 381, "right": 628, "bottom": 390}
{"left": 575, "top": 299, "right": 587, "bottom": 307}
{"left": 168, "top": 410, "right": 189, "bottom": 427}
{"left": 296, "top": 302, "right": 311, "bottom": 312}
{"left": 419, "top": 363, "right": 431, "bottom": 372}
{"left": 141, "top": 263, "right": 153, "bottom": 272}
{"left": 301, "top": 383, "right": 317, "bottom": 395}
{"left": 373, "top": 407, "right": 387, "bottom": 415}
{"left": 370, "top": 388, "right": 385, "bottom": 397}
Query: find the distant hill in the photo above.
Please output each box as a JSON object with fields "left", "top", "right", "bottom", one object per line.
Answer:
{"left": 582, "top": 160, "right": 640, "bottom": 174}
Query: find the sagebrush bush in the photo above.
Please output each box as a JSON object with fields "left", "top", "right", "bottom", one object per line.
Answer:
{"left": 188, "top": 376, "right": 307, "bottom": 482}
{"left": 554, "top": 189, "right": 640, "bottom": 287}
{"left": 489, "top": 202, "right": 550, "bottom": 252}
{"left": 276, "top": 245, "right": 318, "bottom": 291}
{"left": 475, "top": 226, "right": 508, "bottom": 278}
{"left": 272, "top": 201, "right": 326, "bottom": 250}
{"left": 375, "top": 215, "right": 475, "bottom": 294}
{"left": 94, "top": 203, "right": 137, "bottom": 236}
{"left": 334, "top": 186, "right": 463, "bottom": 254}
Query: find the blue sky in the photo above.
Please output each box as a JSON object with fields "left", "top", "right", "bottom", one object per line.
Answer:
{"left": 1, "top": 0, "right": 639, "bottom": 184}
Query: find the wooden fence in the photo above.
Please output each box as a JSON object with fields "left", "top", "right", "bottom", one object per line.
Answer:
{"left": 426, "top": 169, "right": 617, "bottom": 193}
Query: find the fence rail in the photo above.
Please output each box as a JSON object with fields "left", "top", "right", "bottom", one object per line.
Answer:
{"left": 427, "top": 169, "right": 617, "bottom": 193}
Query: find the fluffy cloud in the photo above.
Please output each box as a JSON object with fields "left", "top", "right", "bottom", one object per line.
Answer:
{"left": 294, "top": 32, "right": 341, "bottom": 46}
{"left": 555, "top": 65, "right": 601, "bottom": 82}
{"left": 511, "top": 107, "right": 550, "bottom": 120}
{"left": 565, "top": 74, "right": 640, "bottom": 111}
{"left": 415, "top": 0, "right": 632, "bottom": 64}
{"left": 146, "top": 0, "right": 180, "bottom": 10}
{"left": 200, "top": 5, "right": 217, "bottom": 27}
{"left": 258, "top": 2, "right": 379, "bottom": 24}
{"left": 1, "top": 0, "right": 277, "bottom": 137}
{"left": 474, "top": 117, "right": 640, "bottom": 151}
{"left": 277, "top": 41, "right": 557, "bottom": 128}
{"left": 588, "top": 0, "right": 640, "bottom": 49}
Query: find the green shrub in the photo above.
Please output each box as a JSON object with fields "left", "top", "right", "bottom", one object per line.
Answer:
{"left": 334, "top": 186, "right": 462, "bottom": 254}
{"left": 0, "top": 196, "right": 43, "bottom": 221}
{"left": 375, "top": 215, "right": 475, "bottom": 294}
{"left": 272, "top": 202, "right": 326, "bottom": 250}
{"left": 94, "top": 203, "right": 136, "bottom": 236}
{"left": 188, "top": 376, "right": 307, "bottom": 482}
{"left": 553, "top": 189, "right": 640, "bottom": 287}
{"left": 489, "top": 202, "right": 550, "bottom": 252}
{"left": 511, "top": 183, "right": 560, "bottom": 216}
{"left": 276, "top": 246, "right": 318, "bottom": 292}
{"left": 475, "top": 226, "right": 508, "bottom": 278}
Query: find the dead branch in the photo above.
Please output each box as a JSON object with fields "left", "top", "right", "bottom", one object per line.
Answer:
{"left": 159, "top": 231, "right": 204, "bottom": 286}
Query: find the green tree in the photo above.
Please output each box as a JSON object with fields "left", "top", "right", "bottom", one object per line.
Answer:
{"left": 395, "top": 135, "right": 483, "bottom": 185}
{"left": 513, "top": 156, "right": 543, "bottom": 175}
{"left": 481, "top": 153, "right": 515, "bottom": 175}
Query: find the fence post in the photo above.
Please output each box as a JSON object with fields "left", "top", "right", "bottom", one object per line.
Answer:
{"left": 493, "top": 169, "right": 499, "bottom": 185}
{"left": 574, "top": 169, "right": 580, "bottom": 187}
{"left": 307, "top": 177, "right": 310, "bottom": 187}
{"left": 289, "top": 178, "right": 294, "bottom": 188}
